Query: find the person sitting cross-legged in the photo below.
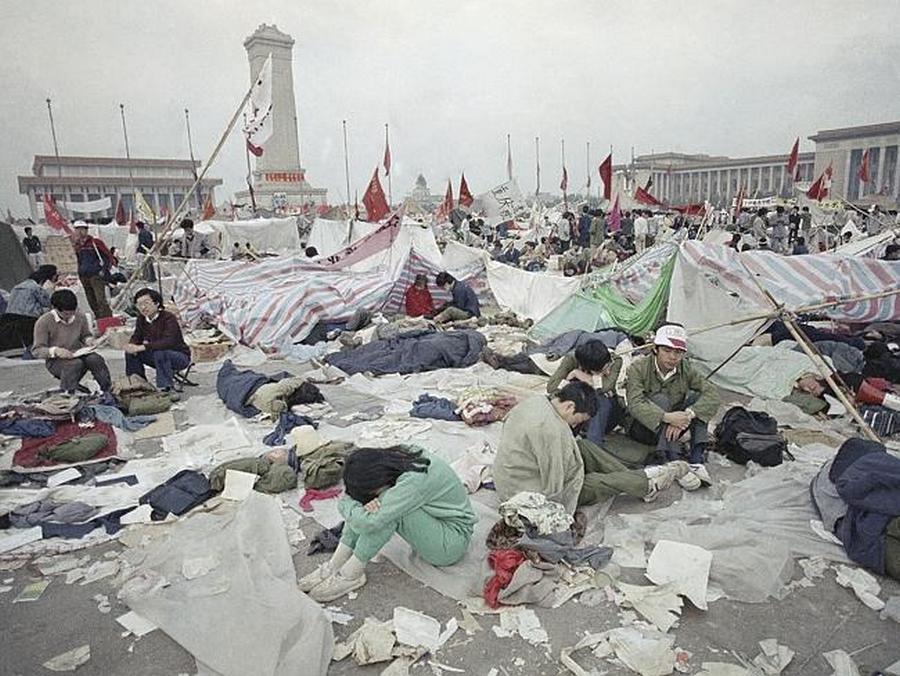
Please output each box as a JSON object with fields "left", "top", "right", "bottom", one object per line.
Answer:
{"left": 123, "top": 288, "right": 191, "bottom": 393}
{"left": 433, "top": 272, "right": 481, "bottom": 324}
{"left": 300, "top": 446, "right": 476, "bottom": 602}
{"left": 31, "top": 289, "right": 111, "bottom": 395}
{"left": 624, "top": 323, "right": 719, "bottom": 466}
{"left": 494, "top": 381, "right": 690, "bottom": 511}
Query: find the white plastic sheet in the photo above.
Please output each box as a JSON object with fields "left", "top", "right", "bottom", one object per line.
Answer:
{"left": 121, "top": 492, "right": 333, "bottom": 676}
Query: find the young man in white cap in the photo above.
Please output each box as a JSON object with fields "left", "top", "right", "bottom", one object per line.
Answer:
{"left": 71, "top": 221, "right": 113, "bottom": 319}
{"left": 624, "top": 323, "right": 719, "bottom": 466}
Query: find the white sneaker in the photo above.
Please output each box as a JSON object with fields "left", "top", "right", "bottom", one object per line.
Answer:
{"left": 309, "top": 571, "right": 367, "bottom": 603}
{"left": 298, "top": 563, "right": 333, "bottom": 593}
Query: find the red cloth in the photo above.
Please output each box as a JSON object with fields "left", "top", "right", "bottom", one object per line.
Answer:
{"left": 405, "top": 286, "right": 435, "bottom": 318}
{"left": 362, "top": 168, "right": 390, "bottom": 222}
{"left": 459, "top": 174, "right": 474, "bottom": 208}
{"left": 299, "top": 486, "right": 342, "bottom": 512}
{"left": 14, "top": 420, "right": 117, "bottom": 469}
{"left": 483, "top": 549, "right": 526, "bottom": 609}
{"left": 598, "top": 153, "right": 612, "bottom": 200}
{"left": 786, "top": 138, "right": 799, "bottom": 180}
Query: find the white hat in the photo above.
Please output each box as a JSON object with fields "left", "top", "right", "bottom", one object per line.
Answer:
{"left": 653, "top": 324, "right": 688, "bottom": 351}
{"left": 73, "top": 220, "right": 89, "bottom": 229}
{"left": 289, "top": 425, "right": 325, "bottom": 456}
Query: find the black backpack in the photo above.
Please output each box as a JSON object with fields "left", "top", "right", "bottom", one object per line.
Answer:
{"left": 714, "top": 406, "right": 792, "bottom": 466}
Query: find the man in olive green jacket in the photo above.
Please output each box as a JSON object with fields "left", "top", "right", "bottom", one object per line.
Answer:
{"left": 546, "top": 340, "right": 624, "bottom": 447}
{"left": 625, "top": 323, "right": 719, "bottom": 464}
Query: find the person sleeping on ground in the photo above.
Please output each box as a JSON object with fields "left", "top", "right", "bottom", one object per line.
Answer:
{"left": 624, "top": 323, "right": 719, "bottom": 468}
{"left": 299, "top": 446, "right": 476, "bottom": 603}
{"left": 493, "top": 381, "right": 693, "bottom": 511}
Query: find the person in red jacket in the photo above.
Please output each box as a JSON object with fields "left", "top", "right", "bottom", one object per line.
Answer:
{"left": 404, "top": 274, "right": 434, "bottom": 318}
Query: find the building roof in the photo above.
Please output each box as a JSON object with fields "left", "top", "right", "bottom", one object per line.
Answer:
{"left": 31, "top": 155, "right": 201, "bottom": 176}
{"left": 809, "top": 121, "right": 900, "bottom": 143}
{"left": 617, "top": 151, "right": 814, "bottom": 172}
{"left": 18, "top": 175, "right": 222, "bottom": 194}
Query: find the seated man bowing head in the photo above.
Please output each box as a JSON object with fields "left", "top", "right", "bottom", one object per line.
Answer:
{"left": 624, "top": 323, "right": 719, "bottom": 465}
{"left": 300, "top": 446, "right": 476, "bottom": 602}
{"left": 124, "top": 289, "right": 191, "bottom": 393}
{"left": 494, "top": 381, "right": 690, "bottom": 513}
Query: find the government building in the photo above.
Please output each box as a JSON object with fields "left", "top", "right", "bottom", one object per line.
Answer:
{"left": 616, "top": 120, "right": 900, "bottom": 207}
{"left": 17, "top": 155, "right": 222, "bottom": 222}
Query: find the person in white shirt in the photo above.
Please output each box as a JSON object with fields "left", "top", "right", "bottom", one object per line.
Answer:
{"left": 633, "top": 211, "right": 649, "bottom": 253}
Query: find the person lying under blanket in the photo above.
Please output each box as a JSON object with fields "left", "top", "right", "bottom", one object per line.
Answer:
{"left": 786, "top": 371, "right": 900, "bottom": 417}
{"left": 299, "top": 446, "right": 476, "bottom": 602}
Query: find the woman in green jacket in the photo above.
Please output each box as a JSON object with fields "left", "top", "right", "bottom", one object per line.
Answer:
{"left": 299, "top": 446, "right": 477, "bottom": 603}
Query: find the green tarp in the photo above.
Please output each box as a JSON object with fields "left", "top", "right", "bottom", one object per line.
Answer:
{"left": 531, "top": 257, "right": 675, "bottom": 339}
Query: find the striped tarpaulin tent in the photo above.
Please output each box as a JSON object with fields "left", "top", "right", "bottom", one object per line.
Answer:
{"left": 173, "top": 255, "right": 395, "bottom": 349}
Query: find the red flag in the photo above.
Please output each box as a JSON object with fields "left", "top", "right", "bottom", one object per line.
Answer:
{"left": 634, "top": 186, "right": 663, "bottom": 206}
{"left": 458, "top": 173, "right": 474, "bottom": 207}
{"left": 42, "top": 196, "right": 72, "bottom": 234}
{"left": 560, "top": 166, "right": 568, "bottom": 192}
{"left": 857, "top": 149, "right": 871, "bottom": 183}
{"left": 246, "top": 139, "right": 263, "bottom": 157}
{"left": 435, "top": 181, "right": 454, "bottom": 223}
{"left": 201, "top": 193, "right": 216, "bottom": 221}
{"left": 362, "top": 168, "right": 390, "bottom": 222}
{"left": 114, "top": 197, "right": 126, "bottom": 226}
{"left": 383, "top": 129, "right": 391, "bottom": 176}
{"left": 806, "top": 163, "right": 833, "bottom": 201}
{"left": 606, "top": 194, "right": 621, "bottom": 232}
{"left": 598, "top": 153, "right": 613, "bottom": 200}
{"left": 786, "top": 137, "right": 799, "bottom": 181}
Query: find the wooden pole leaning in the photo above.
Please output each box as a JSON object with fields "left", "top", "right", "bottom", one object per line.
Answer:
{"left": 111, "top": 83, "right": 258, "bottom": 312}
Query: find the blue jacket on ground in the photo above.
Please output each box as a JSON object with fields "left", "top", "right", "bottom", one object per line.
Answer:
{"left": 216, "top": 360, "right": 293, "bottom": 418}
{"left": 451, "top": 281, "right": 481, "bottom": 317}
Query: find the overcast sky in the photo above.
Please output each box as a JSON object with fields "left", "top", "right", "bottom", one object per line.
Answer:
{"left": 2, "top": 0, "right": 899, "bottom": 213}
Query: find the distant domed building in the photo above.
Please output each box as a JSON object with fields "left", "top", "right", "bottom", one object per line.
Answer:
{"left": 405, "top": 174, "right": 441, "bottom": 211}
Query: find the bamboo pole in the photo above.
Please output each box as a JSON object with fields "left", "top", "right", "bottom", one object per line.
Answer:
{"left": 110, "top": 77, "right": 258, "bottom": 312}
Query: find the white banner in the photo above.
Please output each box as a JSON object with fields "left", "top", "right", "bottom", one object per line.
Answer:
{"left": 477, "top": 179, "right": 527, "bottom": 220}
{"left": 63, "top": 196, "right": 112, "bottom": 213}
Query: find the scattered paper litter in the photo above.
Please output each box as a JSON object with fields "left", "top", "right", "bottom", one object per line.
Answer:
{"left": 428, "top": 660, "right": 465, "bottom": 673}
{"left": 42, "top": 644, "right": 90, "bottom": 671}
{"left": 834, "top": 565, "right": 884, "bottom": 610}
{"left": 645, "top": 540, "right": 712, "bottom": 610}
{"left": 332, "top": 617, "right": 395, "bottom": 665}
{"left": 561, "top": 625, "right": 675, "bottom": 676}
{"left": 810, "top": 519, "right": 843, "bottom": 545}
{"left": 36, "top": 555, "right": 90, "bottom": 577}
{"left": 457, "top": 610, "right": 482, "bottom": 635}
{"left": 46, "top": 467, "right": 82, "bottom": 487}
{"left": 751, "top": 638, "right": 794, "bottom": 675}
{"left": 323, "top": 606, "right": 354, "bottom": 625}
{"left": 394, "top": 607, "right": 441, "bottom": 651}
{"left": 116, "top": 610, "right": 158, "bottom": 637}
{"left": 0, "top": 525, "right": 43, "bottom": 554}
{"left": 92, "top": 594, "right": 111, "bottom": 614}
{"left": 798, "top": 556, "right": 829, "bottom": 580}
{"left": 822, "top": 649, "right": 861, "bottom": 676}
{"left": 221, "top": 469, "right": 257, "bottom": 501}
{"left": 13, "top": 579, "right": 51, "bottom": 603}
{"left": 0, "top": 585, "right": 13, "bottom": 594}
{"left": 880, "top": 596, "right": 900, "bottom": 624}
{"left": 616, "top": 582, "right": 683, "bottom": 633}
{"left": 491, "top": 607, "right": 548, "bottom": 646}
{"left": 884, "top": 657, "right": 900, "bottom": 676}
{"left": 120, "top": 504, "right": 154, "bottom": 525}
{"left": 79, "top": 559, "right": 119, "bottom": 586}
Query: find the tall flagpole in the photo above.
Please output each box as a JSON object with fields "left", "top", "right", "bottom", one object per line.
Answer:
{"left": 342, "top": 120, "right": 352, "bottom": 220}
{"left": 119, "top": 104, "right": 138, "bottom": 217}
{"left": 45, "top": 99, "right": 62, "bottom": 178}
{"left": 535, "top": 136, "right": 541, "bottom": 196}
{"left": 561, "top": 138, "right": 566, "bottom": 208}
{"left": 506, "top": 133, "right": 512, "bottom": 181}
{"left": 585, "top": 140, "right": 591, "bottom": 204}
{"left": 243, "top": 122, "right": 257, "bottom": 216}
{"left": 184, "top": 108, "right": 204, "bottom": 209}
{"left": 385, "top": 123, "right": 392, "bottom": 207}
